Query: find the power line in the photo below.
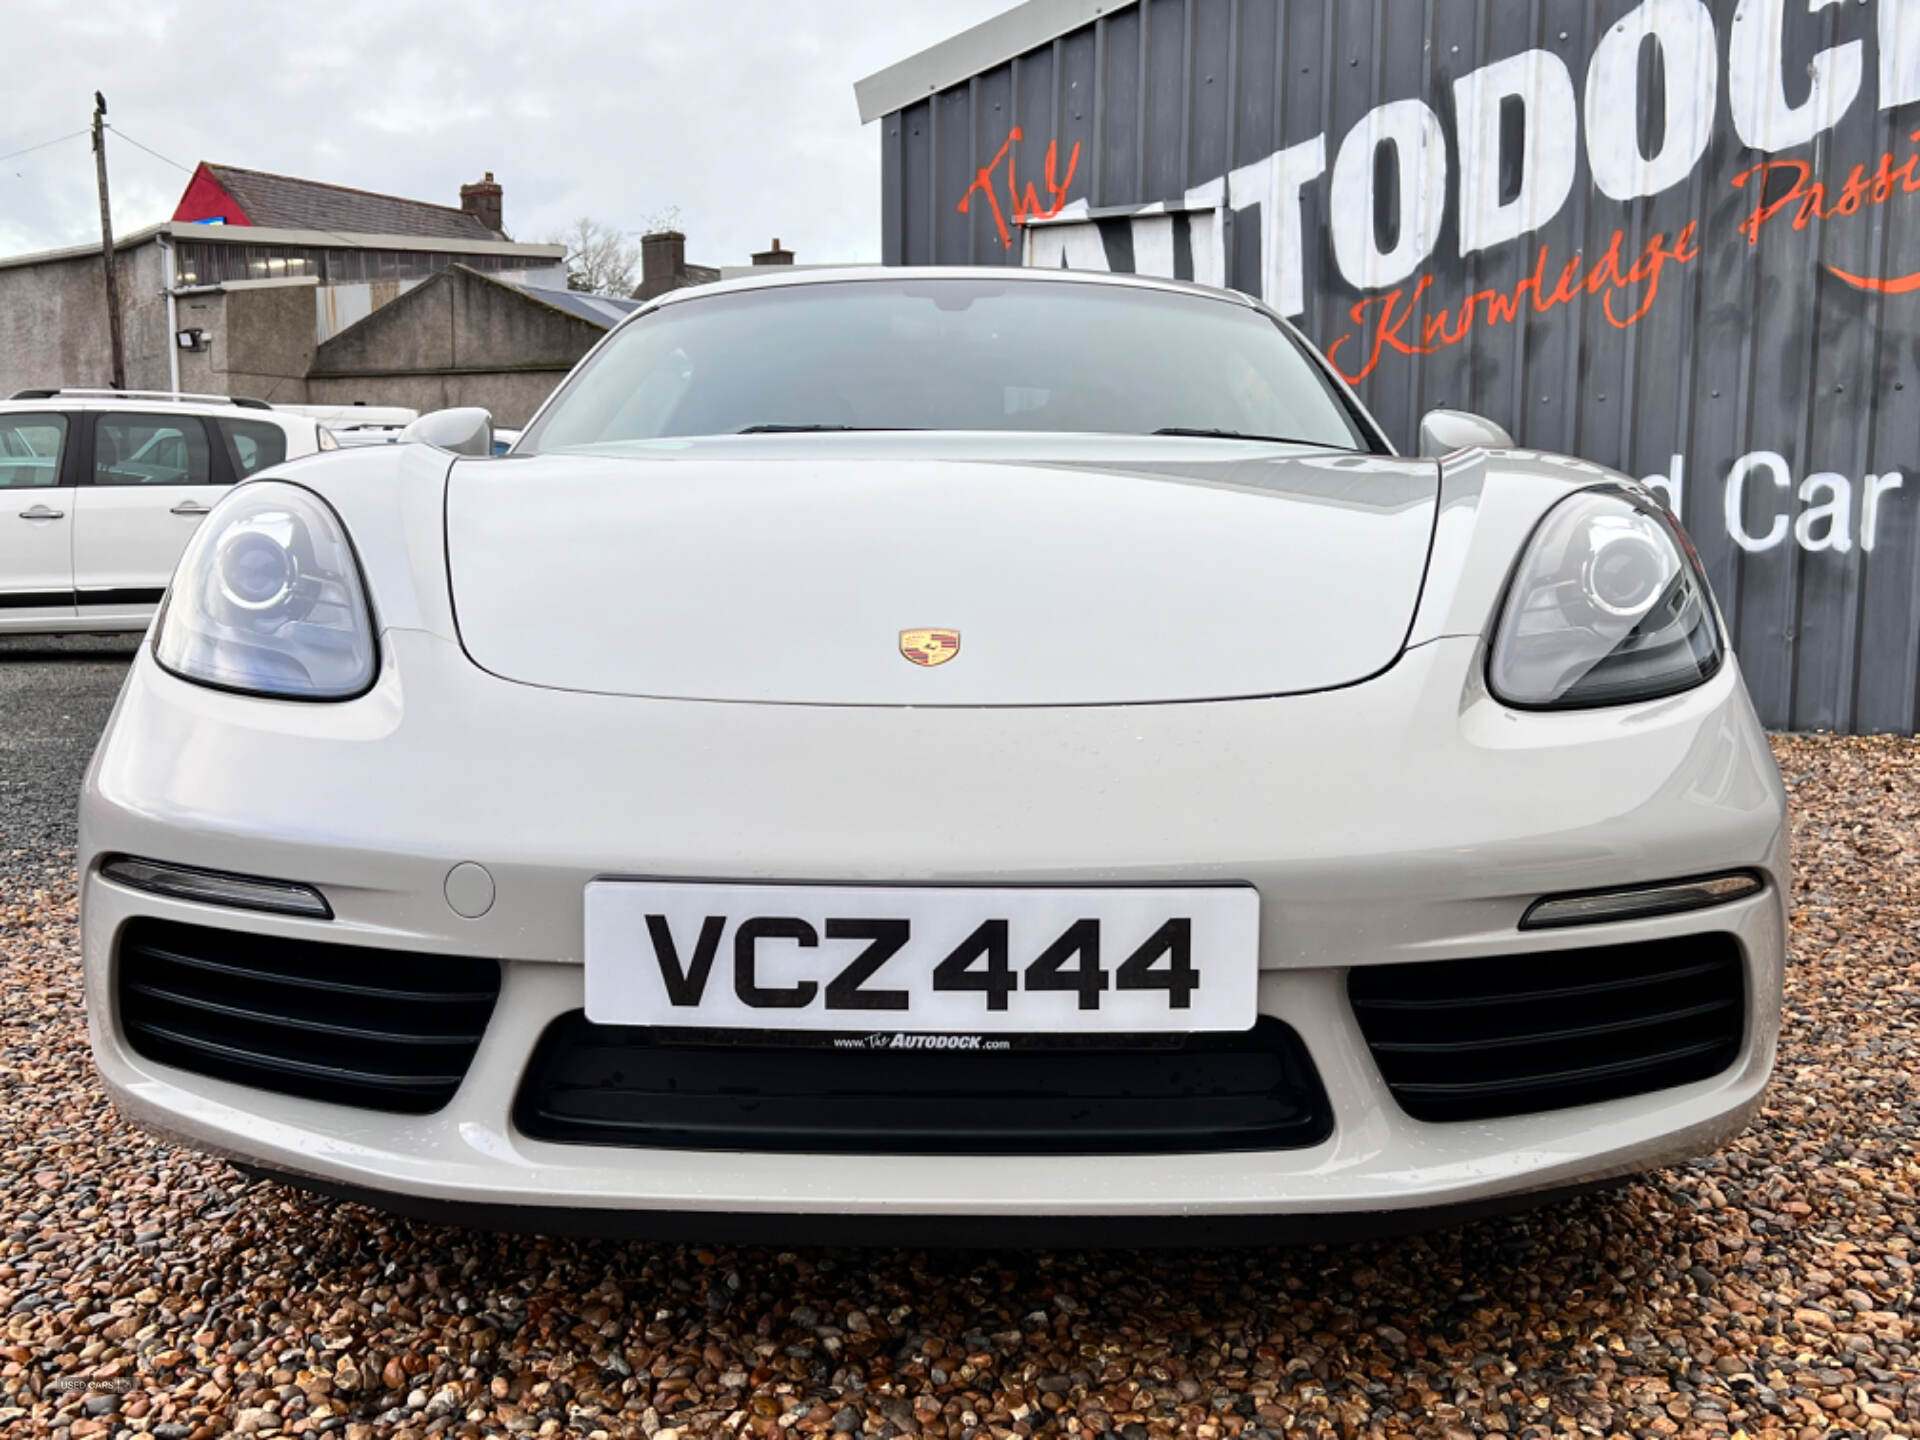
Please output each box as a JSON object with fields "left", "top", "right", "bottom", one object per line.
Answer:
{"left": 0, "top": 128, "right": 88, "bottom": 165}
{"left": 105, "top": 124, "right": 192, "bottom": 173}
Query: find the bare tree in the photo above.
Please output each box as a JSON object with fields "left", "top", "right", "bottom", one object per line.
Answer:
{"left": 554, "top": 217, "right": 640, "bottom": 297}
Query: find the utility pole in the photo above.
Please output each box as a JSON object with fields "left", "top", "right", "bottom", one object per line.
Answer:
{"left": 91, "top": 91, "right": 126, "bottom": 391}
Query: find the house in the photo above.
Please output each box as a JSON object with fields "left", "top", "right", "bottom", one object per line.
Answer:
{"left": 173, "top": 162, "right": 506, "bottom": 241}
{"left": 0, "top": 160, "right": 824, "bottom": 425}
{"left": 634, "top": 231, "right": 720, "bottom": 301}
{"left": 647, "top": 232, "right": 813, "bottom": 293}
{"left": 0, "top": 166, "right": 574, "bottom": 420}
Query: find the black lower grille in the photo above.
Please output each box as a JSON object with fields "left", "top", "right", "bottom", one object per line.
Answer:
{"left": 514, "top": 1015, "right": 1332, "bottom": 1154}
{"left": 117, "top": 919, "right": 501, "bottom": 1114}
{"left": 1348, "top": 935, "right": 1746, "bottom": 1122}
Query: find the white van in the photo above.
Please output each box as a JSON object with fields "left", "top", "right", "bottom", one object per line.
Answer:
{"left": 274, "top": 403, "right": 419, "bottom": 430}
{"left": 0, "top": 389, "right": 332, "bottom": 634}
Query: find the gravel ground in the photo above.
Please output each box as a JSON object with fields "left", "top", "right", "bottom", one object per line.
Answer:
{"left": 0, "top": 635, "right": 139, "bottom": 870}
{"left": 0, "top": 641, "right": 1914, "bottom": 1439}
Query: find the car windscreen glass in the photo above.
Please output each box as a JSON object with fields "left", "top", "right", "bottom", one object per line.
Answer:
{"left": 521, "top": 279, "right": 1381, "bottom": 453}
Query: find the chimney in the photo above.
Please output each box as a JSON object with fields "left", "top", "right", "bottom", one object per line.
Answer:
{"left": 752, "top": 237, "right": 795, "bottom": 267}
{"left": 460, "top": 171, "right": 504, "bottom": 235}
{"left": 638, "top": 230, "right": 687, "bottom": 300}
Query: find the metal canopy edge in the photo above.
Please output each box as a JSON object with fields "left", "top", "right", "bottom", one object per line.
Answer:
{"left": 853, "top": 0, "right": 1139, "bottom": 124}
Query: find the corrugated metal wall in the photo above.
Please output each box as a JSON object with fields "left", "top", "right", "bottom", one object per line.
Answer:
{"left": 878, "top": 0, "right": 1920, "bottom": 734}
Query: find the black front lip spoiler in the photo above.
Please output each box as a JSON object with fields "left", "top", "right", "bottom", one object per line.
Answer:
{"left": 234, "top": 1163, "right": 1625, "bottom": 1249}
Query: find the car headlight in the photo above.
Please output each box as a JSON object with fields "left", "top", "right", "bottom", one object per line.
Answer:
{"left": 153, "top": 481, "right": 377, "bottom": 700}
{"left": 1488, "top": 486, "right": 1722, "bottom": 709}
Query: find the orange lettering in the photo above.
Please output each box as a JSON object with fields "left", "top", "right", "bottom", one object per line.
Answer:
{"left": 1327, "top": 278, "right": 1439, "bottom": 384}
{"left": 1484, "top": 249, "right": 1548, "bottom": 326}
{"left": 1833, "top": 162, "right": 1872, "bottom": 217}
{"left": 1010, "top": 139, "right": 1082, "bottom": 229}
{"left": 1733, "top": 159, "right": 1821, "bottom": 243}
{"left": 1585, "top": 231, "right": 1631, "bottom": 295}
{"left": 1328, "top": 233, "right": 1699, "bottom": 381}
{"left": 1544, "top": 253, "right": 1586, "bottom": 310}
{"left": 1603, "top": 228, "right": 1691, "bottom": 328}
{"left": 959, "top": 129, "right": 1085, "bottom": 249}
{"left": 957, "top": 128, "right": 1021, "bottom": 249}
{"left": 1827, "top": 263, "right": 1920, "bottom": 294}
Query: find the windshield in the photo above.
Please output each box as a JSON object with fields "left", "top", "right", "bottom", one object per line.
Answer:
{"left": 520, "top": 278, "right": 1383, "bottom": 453}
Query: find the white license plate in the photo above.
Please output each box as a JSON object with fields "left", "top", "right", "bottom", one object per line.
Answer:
{"left": 584, "top": 882, "right": 1259, "bottom": 1033}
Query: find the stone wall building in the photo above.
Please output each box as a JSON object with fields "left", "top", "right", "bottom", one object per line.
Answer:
{"left": 306, "top": 265, "right": 639, "bottom": 422}
{"left": 1, "top": 163, "right": 823, "bottom": 426}
{"left": 0, "top": 167, "right": 585, "bottom": 424}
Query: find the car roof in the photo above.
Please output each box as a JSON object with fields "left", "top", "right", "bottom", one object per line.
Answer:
{"left": 0, "top": 394, "right": 306, "bottom": 427}
{"left": 635, "top": 264, "right": 1265, "bottom": 319}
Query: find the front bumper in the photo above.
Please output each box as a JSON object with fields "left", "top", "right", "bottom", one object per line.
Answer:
{"left": 80, "top": 630, "right": 1789, "bottom": 1227}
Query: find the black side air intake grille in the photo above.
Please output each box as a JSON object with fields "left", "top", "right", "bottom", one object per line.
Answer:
{"left": 1348, "top": 935, "right": 1746, "bottom": 1122}
{"left": 514, "top": 1015, "right": 1333, "bottom": 1155}
{"left": 117, "top": 919, "right": 501, "bottom": 1114}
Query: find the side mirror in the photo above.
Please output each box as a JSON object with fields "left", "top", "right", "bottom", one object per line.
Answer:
{"left": 1417, "top": 408, "right": 1513, "bottom": 458}
{"left": 400, "top": 407, "right": 494, "bottom": 457}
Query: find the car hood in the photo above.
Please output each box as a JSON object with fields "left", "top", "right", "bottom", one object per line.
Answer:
{"left": 445, "top": 439, "right": 1438, "bottom": 706}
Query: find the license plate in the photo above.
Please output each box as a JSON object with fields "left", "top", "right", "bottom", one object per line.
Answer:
{"left": 584, "top": 882, "right": 1259, "bottom": 1033}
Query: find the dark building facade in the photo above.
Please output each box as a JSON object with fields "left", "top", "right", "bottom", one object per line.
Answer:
{"left": 861, "top": 0, "right": 1920, "bottom": 734}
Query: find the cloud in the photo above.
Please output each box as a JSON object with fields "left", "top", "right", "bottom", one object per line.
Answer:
{"left": 0, "top": 0, "right": 1011, "bottom": 265}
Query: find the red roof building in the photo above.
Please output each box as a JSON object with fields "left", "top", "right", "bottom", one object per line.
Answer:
{"left": 172, "top": 163, "right": 503, "bottom": 241}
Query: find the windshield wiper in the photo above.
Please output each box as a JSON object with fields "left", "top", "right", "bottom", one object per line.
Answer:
{"left": 736, "top": 424, "right": 922, "bottom": 434}
{"left": 1152, "top": 427, "right": 1345, "bottom": 448}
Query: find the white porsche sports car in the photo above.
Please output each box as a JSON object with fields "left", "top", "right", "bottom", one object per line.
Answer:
{"left": 80, "top": 268, "right": 1787, "bottom": 1242}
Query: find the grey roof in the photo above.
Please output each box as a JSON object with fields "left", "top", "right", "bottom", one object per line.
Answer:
{"left": 207, "top": 164, "right": 498, "bottom": 241}
{"left": 0, "top": 222, "right": 168, "bottom": 271}
{"left": 0, "top": 222, "right": 563, "bottom": 274}
{"left": 635, "top": 261, "right": 721, "bottom": 302}
{"left": 509, "top": 281, "right": 643, "bottom": 328}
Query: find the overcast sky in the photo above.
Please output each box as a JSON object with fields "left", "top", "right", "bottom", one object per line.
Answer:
{"left": 0, "top": 0, "right": 1012, "bottom": 265}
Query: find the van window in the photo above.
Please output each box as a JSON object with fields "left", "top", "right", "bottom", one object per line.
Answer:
{"left": 94, "top": 415, "right": 213, "bottom": 487}
{"left": 0, "top": 414, "right": 67, "bottom": 489}
{"left": 218, "top": 418, "right": 289, "bottom": 477}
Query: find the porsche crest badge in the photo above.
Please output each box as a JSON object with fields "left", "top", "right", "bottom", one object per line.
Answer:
{"left": 899, "top": 628, "right": 961, "bottom": 667}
